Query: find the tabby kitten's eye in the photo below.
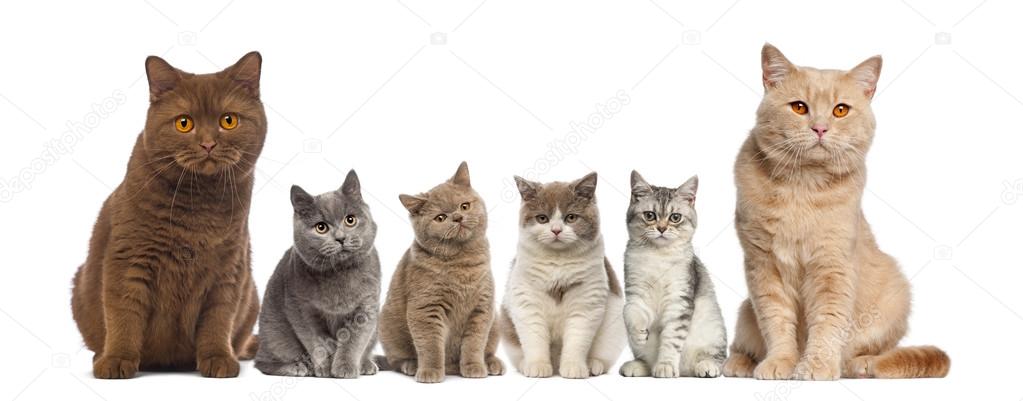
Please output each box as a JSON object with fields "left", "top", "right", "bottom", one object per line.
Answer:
{"left": 344, "top": 215, "right": 357, "bottom": 227}
{"left": 220, "top": 113, "right": 239, "bottom": 129}
{"left": 643, "top": 211, "right": 656, "bottom": 222}
{"left": 460, "top": 202, "right": 471, "bottom": 211}
{"left": 790, "top": 101, "right": 808, "bottom": 115}
{"left": 564, "top": 214, "right": 578, "bottom": 223}
{"left": 669, "top": 213, "right": 683, "bottom": 223}
{"left": 434, "top": 214, "right": 447, "bottom": 222}
{"left": 535, "top": 215, "right": 549, "bottom": 224}
{"left": 833, "top": 104, "right": 850, "bottom": 118}
{"left": 175, "top": 115, "right": 194, "bottom": 133}
{"left": 314, "top": 222, "right": 329, "bottom": 234}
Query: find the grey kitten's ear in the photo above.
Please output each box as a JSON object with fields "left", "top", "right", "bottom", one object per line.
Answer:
{"left": 514, "top": 176, "right": 539, "bottom": 201}
{"left": 222, "top": 51, "right": 262, "bottom": 97}
{"left": 762, "top": 43, "right": 795, "bottom": 90}
{"left": 848, "top": 55, "right": 883, "bottom": 99}
{"left": 449, "top": 161, "right": 471, "bottom": 187}
{"left": 339, "top": 169, "right": 362, "bottom": 200}
{"left": 572, "top": 172, "right": 598, "bottom": 200}
{"left": 399, "top": 194, "right": 428, "bottom": 214}
{"left": 630, "top": 170, "right": 653, "bottom": 200}
{"left": 145, "top": 56, "right": 184, "bottom": 102}
{"left": 677, "top": 175, "right": 698, "bottom": 205}
{"left": 290, "top": 185, "right": 316, "bottom": 216}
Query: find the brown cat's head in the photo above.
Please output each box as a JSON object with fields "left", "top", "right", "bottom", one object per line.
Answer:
{"left": 754, "top": 44, "right": 882, "bottom": 176}
{"left": 142, "top": 51, "right": 266, "bottom": 175}
{"left": 514, "top": 172, "right": 600, "bottom": 251}
{"left": 399, "top": 162, "right": 488, "bottom": 247}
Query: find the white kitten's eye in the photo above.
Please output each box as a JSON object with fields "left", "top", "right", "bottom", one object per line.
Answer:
{"left": 643, "top": 211, "right": 656, "bottom": 222}
{"left": 434, "top": 214, "right": 447, "bottom": 223}
{"left": 535, "top": 215, "right": 549, "bottom": 224}
{"left": 344, "top": 215, "right": 357, "bottom": 227}
{"left": 314, "top": 222, "right": 329, "bottom": 234}
{"left": 790, "top": 101, "right": 808, "bottom": 115}
{"left": 564, "top": 214, "right": 578, "bottom": 223}
{"left": 669, "top": 213, "right": 683, "bottom": 223}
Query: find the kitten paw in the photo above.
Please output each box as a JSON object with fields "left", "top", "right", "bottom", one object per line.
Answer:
{"left": 619, "top": 360, "right": 650, "bottom": 377}
{"left": 723, "top": 353, "right": 755, "bottom": 378}
{"left": 588, "top": 359, "right": 608, "bottom": 376}
{"left": 560, "top": 361, "right": 590, "bottom": 379}
{"left": 415, "top": 367, "right": 445, "bottom": 383}
{"left": 485, "top": 356, "right": 505, "bottom": 376}
{"left": 398, "top": 359, "right": 418, "bottom": 376}
{"left": 360, "top": 360, "right": 379, "bottom": 376}
{"left": 313, "top": 363, "right": 332, "bottom": 378}
{"left": 279, "top": 362, "right": 312, "bottom": 377}
{"left": 331, "top": 363, "right": 360, "bottom": 379}
{"left": 694, "top": 359, "right": 722, "bottom": 378}
{"left": 198, "top": 355, "right": 240, "bottom": 378}
{"left": 460, "top": 362, "right": 488, "bottom": 378}
{"left": 93, "top": 355, "right": 139, "bottom": 379}
{"left": 753, "top": 355, "right": 797, "bottom": 380}
{"left": 652, "top": 361, "right": 679, "bottom": 378}
{"left": 793, "top": 358, "right": 840, "bottom": 381}
{"left": 521, "top": 360, "right": 553, "bottom": 378}
{"left": 843, "top": 355, "right": 873, "bottom": 378}
{"left": 629, "top": 329, "right": 650, "bottom": 346}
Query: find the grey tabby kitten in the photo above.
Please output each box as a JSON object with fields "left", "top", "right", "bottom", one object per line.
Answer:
{"left": 620, "top": 171, "right": 727, "bottom": 378}
{"left": 255, "top": 170, "right": 381, "bottom": 378}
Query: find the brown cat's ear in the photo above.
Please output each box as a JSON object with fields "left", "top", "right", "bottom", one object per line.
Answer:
{"left": 514, "top": 176, "right": 539, "bottom": 201}
{"left": 145, "top": 56, "right": 183, "bottom": 102}
{"left": 290, "top": 185, "right": 316, "bottom": 216}
{"left": 223, "top": 51, "right": 262, "bottom": 97}
{"left": 399, "top": 194, "right": 428, "bottom": 214}
{"left": 849, "top": 55, "right": 883, "bottom": 99}
{"left": 572, "top": 172, "right": 598, "bottom": 200}
{"left": 339, "top": 169, "right": 362, "bottom": 201}
{"left": 630, "top": 170, "right": 653, "bottom": 201}
{"left": 677, "top": 175, "right": 698, "bottom": 206}
{"left": 761, "top": 43, "right": 795, "bottom": 90}
{"left": 449, "top": 161, "right": 471, "bottom": 187}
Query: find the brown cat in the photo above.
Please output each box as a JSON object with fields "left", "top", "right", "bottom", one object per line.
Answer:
{"left": 71, "top": 52, "right": 266, "bottom": 379}
{"left": 378, "top": 162, "right": 505, "bottom": 383}
{"left": 721, "top": 44, "right": 949, "bottom": 380}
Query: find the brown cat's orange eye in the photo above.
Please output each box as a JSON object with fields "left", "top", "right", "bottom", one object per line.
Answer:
{"left": 790, "top": 101, "right": 808, "bottom": 115}
{"left": 175, "top": 115, "right": 194, "bottom": 133}
{"left": 220, "top": 113, "right": 239, "bottom": 130}
{"left": 833, "top": 104, "right": 850, "bottom": 118}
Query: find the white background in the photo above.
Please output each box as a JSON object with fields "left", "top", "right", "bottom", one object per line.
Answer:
{"left": 1, "top": 1, "right": 1020, "bottom": 400}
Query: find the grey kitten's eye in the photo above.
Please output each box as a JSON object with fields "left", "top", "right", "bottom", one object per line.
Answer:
{"left": 314, "top": 222, "right": 329, "bottom": 234}
{"left": 564, "top": 214, "right": 578, "bottom": 223}
{"left": 344, "top": 215, "right": 357, "bottom": 227}
{"left": 669, "top": 213, "right": 683, "bottom": 223}
{"left": 643, "top": 211, "right": 656, "bottom": 222}
{"left": 460, "top": 202, "right": 470, "bottom": 211}
{"left": 434, "top": 214, "right": 447, "bottom": 222}
{"left": 535, "top": 215, "right": 549, "bottom": 224}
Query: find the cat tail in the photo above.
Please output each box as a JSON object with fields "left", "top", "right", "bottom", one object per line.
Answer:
{"left": 858, "top": 346, "right": 950, "bottom": 378}
{"left": 237, "top": 334, "right": 259, "bottom": 360}
{"left": 373, "top": 355, "right": 392, "bottom": 371}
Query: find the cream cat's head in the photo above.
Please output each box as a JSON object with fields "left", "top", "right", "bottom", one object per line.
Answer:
{"left": 753, "top": 44, "right": 882, "bottom": 176}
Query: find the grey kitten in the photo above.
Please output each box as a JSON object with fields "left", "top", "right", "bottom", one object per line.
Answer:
{"left": 255, "top": 170, "right": 381, "bottom": 378}
{"left": 620, "top": 171, "right": 727, "bottom": 378}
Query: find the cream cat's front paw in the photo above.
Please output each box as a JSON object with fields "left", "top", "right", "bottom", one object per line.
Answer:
{"left": 793, "top": 357, "right": 840, "bottom": 381}
{"left": 560, "top": 360, "right": 590, "bottom": 379}
{"left": 521, "top": 360, "right": 553, "bottom": 378}
{"left": 619, "top": 360, "right": 650, "bottom": 377}
{"left": 652, "top": 361, "right": 679, "bottom": 378}
{"left": 753, "top": 355, "right": 797, "bottom": 380}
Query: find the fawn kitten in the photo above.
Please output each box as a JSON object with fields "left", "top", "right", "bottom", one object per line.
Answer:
{"left": 620, "top": 171, "right": 727, "bottom": 378}
{"left": 500, "top": 173, "right": 625, "bottom": 378}
{"left": 71, "top": 52, "right": 264, "bottom": 378}
{"left": 722, "top": 44, "right": 949, "bottom": 380}
{"left": 255, "top": 170, "right": 380, "bottom": 378}
{"left": 378, "top": 162, "right": 504, "bottom": 383}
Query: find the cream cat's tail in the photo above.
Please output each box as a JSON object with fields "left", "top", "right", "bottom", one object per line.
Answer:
{"left": 853, "top": 346, "right": 950, "bottom": 378}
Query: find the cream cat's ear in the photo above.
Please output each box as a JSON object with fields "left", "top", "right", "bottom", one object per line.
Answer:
{"left": 849, "top": 55, "right": 883, "bottom": 99}
{"left": 761, "top": 43, "right": 795, "bottom": 90}
{"left": 145, "top": 56, "right": 183, "bottom": 102}
{"left": 224, "top": 51, "right": 262, "bottom": 97}
{"left": 630, "top": 170, "right": 653, "bottom": 200}
{"left": 449, "top": 161, "right": 471, "bottom": 187}
{"left": 514, "top": 176, "right": 539, "bottom": 201}
{"left": 677, "top": 175, "right": 698, "bottom": 205}
{"left": 399, "top": 194, "right": 428, "bottom": 214}
{"left": 572, "top": 172, "right": 598, "bottom": 200}
{"left": 339, "top": 169, "right": 362, "bottom": 201}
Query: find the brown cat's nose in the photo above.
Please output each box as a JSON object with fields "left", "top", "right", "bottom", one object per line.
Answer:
{"left": 200, "top": 141, "right": 217, "bottom": 153}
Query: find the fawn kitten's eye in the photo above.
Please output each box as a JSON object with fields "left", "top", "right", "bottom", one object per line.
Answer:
{"left": 434, "top": 214, "right": 447, "bottom": 222}
{"left": 314, "top": 222, "right": 329, "bottom": 234}
{"left": 833, "top": 104, "right": 850, "bottom": 118}
{"left": 460, "top": 202, "right": 471, "bottom": 211}
{"left": 220, "top": 113, "right": 239, "bottom": 129}
{"left": 564, "top": 214, "right": 578, "bottom": 223}
{"left": 175, "top": 115, "right": 194, "bottom": 133}
{"left": 790, "top": 101, "right": 808, "bottom": 115}
{"left": 643, "top": 211, "right": 656, "bottom": 222}
{"left": 535, "top": 215, "right": 549, "bottom": 224}
{"left": 669, "top": 213, "right": 683, "bottom": 223}
{"left": 344, "top": 215, "right": 357, "bottom": 227}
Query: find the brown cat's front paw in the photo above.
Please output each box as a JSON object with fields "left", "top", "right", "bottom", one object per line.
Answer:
{"left": 415, "top": 367, "right": 445, "bottom": 383}
{"left": 93, "top": 355, "right": 139, "bottom": 379}
{"left": 398, "top": 359, "right": 418, "bottom": 376}
{"left": 486, "top": 356, "right": 505, "bottom": 376}
{"left": 460, "top": 362, "right": 487, "bottom": 378}
{"left": 198, "top": 355, "right": 240, "bottom": 378}
{"left": 793, "top": 357, "right": 840, "bottom": 381}
{"left": 753, "top": 355, "right": 797, "bottom": 380}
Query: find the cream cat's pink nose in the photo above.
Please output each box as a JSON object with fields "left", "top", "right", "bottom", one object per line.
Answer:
{"left": 812, "top": 124, "right": 829, "bottom": 138}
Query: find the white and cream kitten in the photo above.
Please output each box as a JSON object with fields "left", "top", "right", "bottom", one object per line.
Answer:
{"left": 619, "top": 171, "right": 727, "bottom": 378}
{"left": 499, "top": 173, "right": 625, "bottom": 378}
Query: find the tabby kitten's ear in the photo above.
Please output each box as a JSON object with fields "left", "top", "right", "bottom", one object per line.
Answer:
{"left": 145, "top": 56, "right": 184, "bottom": 102}
{"left": 677, "top": 175, "right": 699, "bottom": 206}
{"left": 572, "top": 172, "right": 598, "bottom": 200}
{"left": 223, "top": 51, "right": 262, "bottom": 97}
{"left": 399, "top": 194, "right": 428, "bottom": 214}
{"left": 848, "top": 55, "right": 883, "bottom": 100}
{"left": 290, "top": 185, "right": 316, "bottom": 217}
{"left": 761, "top": 43, "right": 795, "bottom": 90}
{"left": 514, "top": 176, "right": 539, "bottom": 201}
{"left": 630, "top": 170, "right": 653, "bottom": 201}
{"left": 449, "top": 161, "right": 471, "bottom": 187}
{"left": 339, "top": 169, "right": 362, "bottom": 201}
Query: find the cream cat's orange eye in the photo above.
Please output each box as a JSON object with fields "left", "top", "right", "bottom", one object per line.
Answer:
{"left": 175, "top": 115, "right": 194, "bottom": 133}
{"left": 460, "top": 202, "right": 471, "bottom": 211}
{"left": 790, "top": 101, "right": 808, "bottom": 115}
{"left": 220, "top": 113, "right": 239, "bottom": 130}
{"left": 833, "top": 104, "right": 850, "bottom": 118}
{"left": 344, "top": 215, "right": 357, "bottom": 227}
{"left": 314, "top": 222, "right": 329, "bottom": 234}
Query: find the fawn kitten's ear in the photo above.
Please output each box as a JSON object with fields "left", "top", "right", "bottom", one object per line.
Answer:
{"left": 399, "top": 194, "right": 428, "bottom": 214}
{"left": 223, "top": 51, "right": 262, "bottom": 97}
{"left": 339, "top": 169, "right": 362, "bottom": 201}
{"left": 290, "top": 185, "right": 316, "bottom": 216}
{"left": 630, "top": 170, "right": 653, "bottom": 201}
{"left": 677, "top": 175, "right": 698, "bottom": 205}
{"left": 761, "top": 43, "right": 795, "bottom": 90}
{"left": 449, "top": 161, "right": 471, "bottom": 187}
{"left": 572, "top": 172, "right": 598, "bottom": 200}
{"left": 145, "top": 56, "right": 183, "bottom": 102}
{"left": 514, "top": 176, "right": 539, "bottom": 201}
{"left": 848, "top": 55, "right": 883, "bottom": 100}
